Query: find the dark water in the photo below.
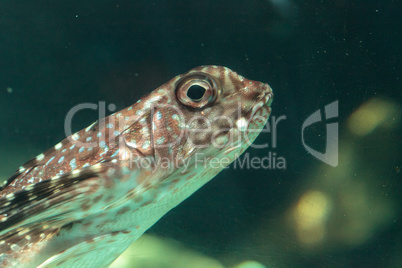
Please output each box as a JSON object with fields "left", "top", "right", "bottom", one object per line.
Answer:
{"left": 0, "top": 1, "right": 400, "bottom": 267}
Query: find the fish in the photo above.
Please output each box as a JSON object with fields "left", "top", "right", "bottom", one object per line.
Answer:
{"left": 0, "top": 65, "right": 273, "bottom": 267}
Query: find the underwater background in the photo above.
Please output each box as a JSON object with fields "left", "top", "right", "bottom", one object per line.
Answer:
{"left": 0, "top": 1, "right": 400, "bottom": 267}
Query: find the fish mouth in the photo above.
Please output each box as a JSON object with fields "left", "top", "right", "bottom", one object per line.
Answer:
{"left": 222, "top": 85, "right": 273, "bottom": 156}
{"left": 249, "top": 83, "right": 274, "bottom": 120}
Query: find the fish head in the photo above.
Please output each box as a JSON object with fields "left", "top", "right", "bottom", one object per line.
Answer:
{"left": 122, "top": 65, "right": 273, "bottom": 178}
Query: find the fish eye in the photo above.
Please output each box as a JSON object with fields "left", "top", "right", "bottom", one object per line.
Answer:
{"left": 175, "top": 72, "right": 219, "bottom": 109}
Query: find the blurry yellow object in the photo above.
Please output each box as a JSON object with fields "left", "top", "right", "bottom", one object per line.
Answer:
{"left": 232, "top": 260, "right": 267, "bottom": 268}
{"left": 347, "top": 98, "right": 399, "bottom": 136}
{"left": 110, "top": 234, "right": 224, "bottom": 268}
{"left": 293, "top": 190, "right": 332, "bottom": 245}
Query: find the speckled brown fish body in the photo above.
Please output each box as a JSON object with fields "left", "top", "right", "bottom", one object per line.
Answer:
{"left": 0, "top": 66, "right": 273, "bottom": 267}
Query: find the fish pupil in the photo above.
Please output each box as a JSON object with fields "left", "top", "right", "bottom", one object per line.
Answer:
{"left": 186, "top": 85, "right": 206, "bottom": 102}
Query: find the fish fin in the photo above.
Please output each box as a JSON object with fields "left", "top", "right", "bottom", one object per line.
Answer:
{"left": 0, "top": 165, "right": 108, "bottom": 263}
{"left": 0, "top": 163, "right": 106, "bottom": 234}
{"left": 0, "top": 159, "right": 157, "bottom": 267}
{"left": 0, "top": 160, "right": 144, "bottom": 266}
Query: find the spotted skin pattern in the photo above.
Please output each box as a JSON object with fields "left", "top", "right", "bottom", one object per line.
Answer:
{"left": 0, "top": 66, "right": 273, "bottom": 267}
